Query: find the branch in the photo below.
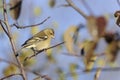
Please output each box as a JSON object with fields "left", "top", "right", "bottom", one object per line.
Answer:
{"left": 11, "top": 16, "right": 50, "bottom": 29}
{"left": 66, "top": 0, "right": 88, "bottom": 19}
{"left": 0, "top": 58, "right": 51, "bottom": 80}
{"left": 24, "top": 41, "right": 65, "bottom": 61}
{"left": 0, "top": 73, "right": 21, "bottom": 80}
{"left": 0, "top": 21, "right": 9, "bottom": 36}
{"left": 2, "top": 0, "right": 27, "bottom": 80}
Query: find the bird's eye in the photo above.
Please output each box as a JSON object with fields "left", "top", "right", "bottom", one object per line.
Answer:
{"left": 50, "top": 32, "right": 53, "bottom": 35}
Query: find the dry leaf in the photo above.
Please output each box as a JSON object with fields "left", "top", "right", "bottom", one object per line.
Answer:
{"left": 114, "top": 11, "right": 120, "bottom": 27}
{"left": 105, "top": 41, "right": 119, "bottom": 62}
{"left": 48, "top": 0, "right": 56, "bottom": 8}
{"left": 64, "top": 26, "right": 78, "bottom": 54}
{"left": 82, "top": 41, "right": 97, "bottom": 72}
{"left": 87, "top": 16, "right": 107, "bottom": 40}
{"left": 10, "top": 0, "right": 22, "bottom": 20}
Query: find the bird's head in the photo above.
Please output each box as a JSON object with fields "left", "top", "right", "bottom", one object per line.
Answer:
{"left": 45, "top": 28, "right": 55, "bottom": 39}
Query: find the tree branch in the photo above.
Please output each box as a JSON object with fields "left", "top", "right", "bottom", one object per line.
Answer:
{"left": 66, "top": 0, "right": 88, "bottom": 19}
{"left": 24, "top": 41, "right": 65, "bottom": 61}
{"left": 0, "top": 58, "right": 51, "bottom": 80}
{"left": 11, "top": 16, "right": 50, "bottom": 29}
{"left": 2, "top": 0, "right": 27, "bottom": 80}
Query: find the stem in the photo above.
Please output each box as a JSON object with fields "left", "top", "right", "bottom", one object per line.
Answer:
{"left": 24, "top": 41, "right": 65, "bottom": 61}
{"left": 11, "top": 17, "right": 50, "bottom": 29}
{"left": 2, "top": 0, "right": 27, "bottom": 80}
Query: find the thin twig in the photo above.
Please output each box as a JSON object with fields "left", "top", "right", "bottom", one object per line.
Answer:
{"left": 0, "top": 21, "right": 9, "bottom": 36}
{"left": 0, "top": 73, "right": 21, "bottom": 80}
{"left": 66, "top": 0, "right": 88, "bottom": 19}
{"left": 11, "top": 16, "right": 50, "bottom": 29}
{"left": 24, "top": 41, "right": 65, "bottom": 61}
{"left": 2, "top": 0, "right": 27, "bottom": 80}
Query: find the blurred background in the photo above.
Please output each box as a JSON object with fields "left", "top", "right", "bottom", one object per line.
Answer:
{"left": 0, "top": 0, "right": 120, "bottom": 80}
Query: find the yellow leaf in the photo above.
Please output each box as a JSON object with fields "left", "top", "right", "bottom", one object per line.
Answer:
{"left": 105, "top": 41, "right": 119, "bottom": 62}
{"left": 46, "top": 49, "right": 52, "bottom": 56}
{"left": 4, "top": 65, "right": 18, "bottom": 76}
{"left": 48, "top": 0, "right": 56, "bottom": 8}
{"left": 30, "top": 26, "right": 39, "bottom": 35}
{"left": 13, "top": 31, "right": 19, "bottom": 43}
{"left": 33, "top": 7, "right": 42, "bottom": 16}
{"left": 69, "top": 63, "right": 78, "bottom": 80}
{"left": 10, "top": 0, "right": 22, "bottom": 20}
{"left": 46, "top": 54, "right": 56, "bottom": 63}
{"left": 97, "top": 59, "right": 105, "bottom": 67}
{"left": 82, "top": 41, "right": 97, "bottom": 72}
{"left": 19, "top": 50, "right": 36, "bottom": 67}
{"left": 64, "top": 26, "right": 78, "bottom": 54}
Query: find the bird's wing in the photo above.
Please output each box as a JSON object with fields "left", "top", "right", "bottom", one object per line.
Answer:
{"left": 22, "top": 34, "right": 48, "bottom": 47}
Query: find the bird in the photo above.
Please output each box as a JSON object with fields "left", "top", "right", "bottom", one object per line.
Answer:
{"left": 16, "top": 28, "right": 54, "bottom": 56}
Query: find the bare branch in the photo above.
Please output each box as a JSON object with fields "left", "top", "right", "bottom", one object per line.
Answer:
{"left": 24, "top": 41, "right": 65, "bottom": 61}
{"left": 11, "top": 16, "right": 50, "bottom": 29}
{"left": 0, "top": 21, "right": 9, "bottom": 36}
{"left": 2, "top": 0, "right": 27, "bottom": 80}
{"left": 66, "top": 0, "right": 88, "bottom": 19}
{"left": 0, "top": 73, "right": 21, "bottom": 80}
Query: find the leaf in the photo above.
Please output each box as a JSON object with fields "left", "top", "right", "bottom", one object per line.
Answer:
{"left": 97, "top": 59, "right": 105, "bottom": 67}
{"left": 19, "top": 50, "right": 36, "bottom": 67}
{"left": 82, "top": 41, "right": 97, "bottom": 72}
{"left": 64, "top": 26, "right": 78, "bottom": 54}
{"left": 114, "top": 11, "right": 120, "bottom": 27}
{"left": 10, "top": 0, "right": 22, "bottom": 20}
{"left": 3, "top": 65, "right": 18, "bottom": 76}
{"left": 87, "top": 16, "right": 107, "bottom": 40}
{"left": 56, "top": 68, "right": 65, "bottom": 80}
{"left": 69, "top": 63, "right": 78, "bottom": 80}
{"left": 87, "top": 16, "right": 98, "bottom": 40}
{"left": 96, "top": 16, "right": 107, "bottom": 37}
{"left": 33, "top": 7, "right": 42, "bottom": 16}
{"left": 30, "top": 26, "right": 39, "bottom": 35}
{"left": 46, "top": 54, "right": 56, "bottom": 63}
{"left": 48, "top": 0, "right": 56, "bottom": 8}
{"left": 13, "top": 31, "right": 19, "bottom": 43}
{"left": 105, "top": 41, "right": 119, "bottom": 62}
